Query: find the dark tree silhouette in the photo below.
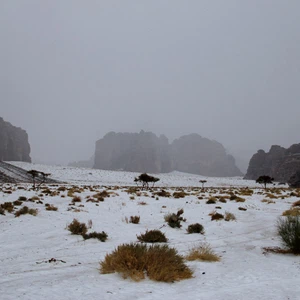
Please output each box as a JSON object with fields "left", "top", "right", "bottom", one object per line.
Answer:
{"left": 256, "top": 175, "right": 274, "bottom": 189}
{"left": 199, "top": 180, "right": 207, "bottom": 188}
{"left": 134, "top": 173, "right": 160, "bottom": 189}
{"left": 27, "top": 170, "right": 39, "bottom": 189}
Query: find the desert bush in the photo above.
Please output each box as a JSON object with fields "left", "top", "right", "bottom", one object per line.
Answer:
{"left": 13, "top": 200, "right": 23, "bottom": 206}
{"left": 164, "top": 209, "right": 185, "bottom": 228}
{"left": 57, "top": 186, "right": 67, "bottom": 191}
{"left": 100, "top": 243, "right": 193, "bottom": 282}
{"left": 187, "top": 223, "right": 204, "bottom": 234}
{"left": 235, "top": 196, "right": 246, "bottom": 203}
{"left": 15, "top": 206, "right": 38, "bottom": 217}
{"left": 282, "top": 208, "right": 300, "bottom": 217}
{"left": 155, "top": 190, "right": 171, "bottom": 197}
{"left": 18, "top": 196, "right": 27, "bottom": 201}
{"left": 83, "top": 231, "right": 108, "bottom": 242}
{"left": 0, "top": 207, "right": 5, "bottom": 215}
{"left": 206, "top": 197, "right": 217, "bottom": 204}
{"left": 137, "top": 230, "right": 168, "bottom": 243}
{"left": 219, "top": 197, "right": 227, "bottom": 203}
{"left": 173, "top": 191, "right": 188, "bottom": 199}
{"left": 185, "top": 243, "right": 220, "bottom": 262}
{"left": 1, "top": 202, "right": 14, "bottom": 213}
{"left": 68, "top": 218, "right": 88, "bottom": 235}
{"left": 211, "top": 212, "right": 224, "bottom": 221}
{"left": 277, "top": 216, "right": 300, "bottom": 254}
{"left": 72, "top": 196, "right": 82, "bottom": 203}
{"left": 238, "top": 207, "right": 247, "bottom": 211}
{"left": 129, "top": 216, "right": 140, "bottom": 224}
{"left": 224, "top": 211, "right": 236, "bottom": 221}
{"left": 46, "top": 205, "right": 58, "bottom": 211}
{"left": 261, "top": 199, "right": 275, "bottom": 204}
{"left": 292, "top": 200, "right": 300, "bottom": 207}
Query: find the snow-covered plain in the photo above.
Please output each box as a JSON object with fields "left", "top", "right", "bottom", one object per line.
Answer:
{"left": 1, "top": 162, "right": 299, "bottom": 300}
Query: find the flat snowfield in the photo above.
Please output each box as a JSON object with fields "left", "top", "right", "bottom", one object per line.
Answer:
{"left": 0, "top": 162, "right": 299, "bottom": 300}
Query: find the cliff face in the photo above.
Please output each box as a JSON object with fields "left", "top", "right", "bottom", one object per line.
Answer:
{"left": 244, "top": 144, "right": 300, "bottom": 182}
{"left": 171, "top": 134, "right": 243, "bottom": 177}
{"left": 0, "top": 117, "right": 31, "bottom": 162}
{"left": 94, "top": 131, "right": 172, "bottom": 173}
{"left": 94, "top": 131, "right": 242, "bottom": 177}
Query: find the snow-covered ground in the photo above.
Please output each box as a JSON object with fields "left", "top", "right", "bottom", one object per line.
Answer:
{"left": 0, "top": 163, "right": 299, "bottom": 300}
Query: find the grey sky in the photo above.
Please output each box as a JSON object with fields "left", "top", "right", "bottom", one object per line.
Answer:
{"left": 1, "top": 1, "right": 300, "bottom": 170}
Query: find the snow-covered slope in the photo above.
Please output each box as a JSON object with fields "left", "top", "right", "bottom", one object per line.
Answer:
{"left": 0, "top": 163, "right": 298, "bottom": 300}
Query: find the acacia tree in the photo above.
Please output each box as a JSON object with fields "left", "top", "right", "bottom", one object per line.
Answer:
{"left": 256, "top": 175, "right": 274, "bottom": 189}
{"left": 199, "top": 180, "right": 207, "bottom": 189}
{"left": 134, "top": 173, "right": 160, "bottom": 189}
{"left": 27, "top": 170, "right": 39, "bottom": 189}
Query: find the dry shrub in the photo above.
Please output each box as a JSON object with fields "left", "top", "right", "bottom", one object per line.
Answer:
{"left": 219, "top": 197, "right": 227, "bottom": 203}
{"left": 211, "top": 211, "right": 224, "bottom": 221}
{"left": 206, "top": 197, "right": 217, "bottom": 204}
{"left": 15, "top": 206, "right": 38, "bottom": 217}
{"left": 238, "top": 207, "right": 247, "bottom": 211}
{"left": 72, "top": 196, "right": 82, "bottom": 203}
{"left": 137, "top": 229, "right": 168, "bottom": 243}
{"left": 57, "top": 186, "right": 67, "bottom": 192}
{"left": 0, "top": 207, "right": 5, "bottom": 215}
{"left": 235, "top": 196, "right": 246, "bottom": 203}
{"left": 18, "top": 196, "right": 27, "bottom": 201}
{"left": 129, "top": 216, "right": 140, "bottom": 224}
{"left": 186, "top": 243, "right": 220, "bottom": 262}
{"left": 164, "top": 209, "right": 185, "bottom": 228}
{"left": 261, "top": 199, "right": 275, "bottom": 204}
{"left": 46, "top": 205, "right": 58, "bottom": 211}
{"left": 277, "top": 216, "right": 300, "bottom": 254}
{"left": 282, "top": 208, "right": 300, "bottom": 217}
{"left": 187, "top": 223, "right": 204, "bottom": 234}
{"left": 68, "top": 218, "right": 88, "bottom": 235}
{"left": 129, "top": 196, "right": 135, "bottom": 200}
{"left": 292, "top": 200, "right": 300, "bottom": 207}
{"left": 1, "top": 202, "right": 14, "bottom": 213}
{"left": 100, "top": 243, "right": 193, "bottom": 282}
{"left": 173, "top": 191, "right": 188, "bottom": 199}
{"left": 83, "top": 231, "right": 108, "bottom": 242}
{"left": 265, "top": 193, "right": 277, "bottom": 199}
{"left": 155, "top": 190, "right": 171, "bottom": 197}
{"left": 13, "top": 200, "right": 23, "bottom": 206}
{"left": 224, "top": 211, "right": 236, "bottom": 221}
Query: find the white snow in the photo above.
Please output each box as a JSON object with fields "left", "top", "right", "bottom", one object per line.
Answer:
{"left": 0, "top": 162, "right": 299, "bottom": 300}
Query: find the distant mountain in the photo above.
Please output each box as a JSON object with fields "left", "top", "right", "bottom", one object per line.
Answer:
{"left": 244, "top": 143, "right": 300, "bottom": 182}
{"left": 0, "top": 117, "right": 31, "bottom": 162}
{"left": 93, "top": 131, "right": 242, "bottom": 177}
{"left": 68, "top": 155, "right": 94, "bottom": 169}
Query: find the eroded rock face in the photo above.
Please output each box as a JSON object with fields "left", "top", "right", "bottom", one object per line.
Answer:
{"left": 171, "top": 134, "right": 242, "bottom": 177}
{"left": 244, "top": 143, "right": 300, "bottom": 182}
{"left": 93, "top": 131, "right": 242, "bottom": 177}
{"left": 288, "top": 171, "right": 300, "bottom": 188}
{"left": 0, "top": 117, "right": 31, "bottom": 162}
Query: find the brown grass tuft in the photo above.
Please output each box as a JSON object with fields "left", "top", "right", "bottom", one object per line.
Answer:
{"left": 185, "top": 243, "right": 220, "bottom": 262}
{"left": 100, "top": 243, "right": 193, "bottom": 282}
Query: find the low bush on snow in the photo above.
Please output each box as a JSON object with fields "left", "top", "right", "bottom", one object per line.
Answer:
{"left": 185, "top": 243, "right": 220, "bottom": 262}
{"left": 129, "top": 215, "right": 140, "bottom": 224}
{"left": 137, "top": 229, "right": 168, "bottom": 243}
{"left": 277, "top": 216, "right": 300, "bottom": 254}
{"left": 83, "top": 231, "right": 108, "bottom": 242}
{"left": 100, "top": 243, "right": 193, "bottom": 282}
{"left": 186, "top": 223, "right": 204, "bottom": 234}
{"left": 68, "top": 218, "right": 88, "bottom": 235}
{"left": 14, "top": 206, "right": 38, "bottom": 217}
{"left": 164, "top": 209, "right": 185, "bottom": 228}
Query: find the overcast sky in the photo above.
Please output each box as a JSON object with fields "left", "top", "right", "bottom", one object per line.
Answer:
{"left": 1, "top": 1, "right": 299, "bottom": 170}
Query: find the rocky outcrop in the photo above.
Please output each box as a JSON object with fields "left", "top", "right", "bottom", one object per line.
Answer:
{"left": 93, "top": 131, "right": 242, "bottom": 177}
{"left": 171, "top": 134, "right": 243, "bottom": 177}
{"left": 68, "top": 155, "right": 94, "bottom": 169}
{"left": 94, "top": 131, "right": 172, "bottom": 173}
{"left": 244, "top": 143, "right": 300, "bottom": 182}
{"left": 288, "top": 171, "right": 300, "bottom": 188}
{"left": 0, "top": 117, "right": 31, "bottom": 162}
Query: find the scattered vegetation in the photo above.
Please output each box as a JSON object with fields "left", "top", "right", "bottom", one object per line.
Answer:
{"left": 224, "top": 211, "right": 236, "bottom": 221}
{"left": 256, "top": 175, "right": 274, "bottom": 189}
{"left": 282, "top": 208, "right": 300, "bottom": 217}
{"left": 15, "top": 206, "right": 38, "bottom": 217}
{"left": 164, "top": 209, "right": 185, "bottom": 228}
{"left": 210, "top": 211, "right": 224, "bottom": 221}
{"left": 45, "top": 205, "right": 58, "bottom": 211}
{"left": 137, "top": 229, "right": 168, "bottom": 243}
{"left": 134, "top": 173, "right": 160, "bottom": 189}
{"left": 83, "top": 231, "right": 108, "bottom": 242}
{"left": 185, "top": 243, "right": 220, "bottom": 262}
{"left": 129, "top": 215, "right": 140, "bottom": 224}
{"left": 100, "top": 243, "right": 193, "bottom": 282}
{"left": 68, "top": 218, "right": 88, "bottom": 235}
{"left": 277, "top": 216, "right": 300, "bottom": 254}
{"left": 186, "top": 223, "right": 204, "bottom": 234}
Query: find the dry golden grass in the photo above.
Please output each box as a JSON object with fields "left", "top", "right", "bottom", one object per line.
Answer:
{"left": 224, "top": 211, "right": 236, "bottom": 221}
{"left": 292, "top": 200, "right": 300, "bottom": 207}
{"left": 282, "top": 208, "right": 300, "bottom": 217}
{"left": 185, "top": 243, "right": 220, "bottom": 262}
{"left": 45, "top": 205, "right": 58, "bottom": 211}
{"left": 100, "top": 243, "right": 193, "bottom": 282}
{"left": 261, "top": 199, "right": 276, "bottom": 204}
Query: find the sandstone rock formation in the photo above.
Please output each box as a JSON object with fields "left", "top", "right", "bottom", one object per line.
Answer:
{"left": 288, "top": 171, "right": 300, "bottom": 188}
{"left": 244, "top": 143, "right": 300, "bottom": 182}
{"left": 93, "top": 131, "right": 242, "bottom": 177}
{"left": 0, "top": 117, "right": 31, "bottom": 162}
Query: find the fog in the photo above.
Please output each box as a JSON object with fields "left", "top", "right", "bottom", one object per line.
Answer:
{"left": 1, "top": 1, "right": 300, "bottom": 171}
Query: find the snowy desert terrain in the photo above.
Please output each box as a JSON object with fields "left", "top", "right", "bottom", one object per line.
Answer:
{"left": 0, "top": 162, "right": 299, "bottom": 300}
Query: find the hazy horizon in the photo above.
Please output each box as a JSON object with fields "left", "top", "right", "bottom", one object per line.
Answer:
{"left": 1, "top": 1, "right": 300, "bottom": 171}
